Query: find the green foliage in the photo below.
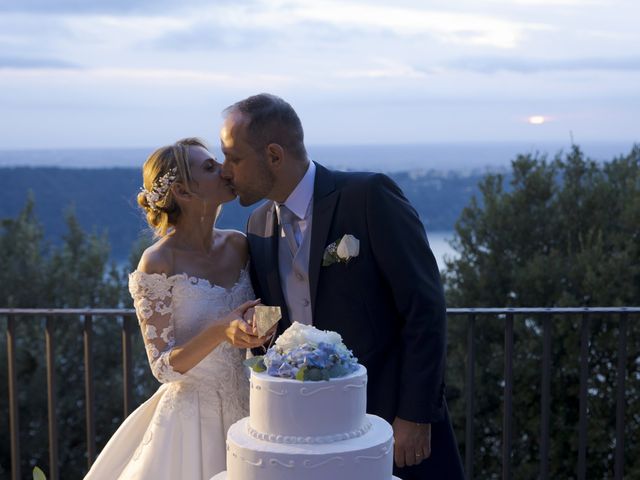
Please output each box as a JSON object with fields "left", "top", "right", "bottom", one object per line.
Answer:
{"left": 443, "top": 145, "right": 640, "bottom": 479}
{"left": 244, "top": 356, "right": 266, "bottom": 373}
{"left": 0, "top": 198, "right": 156, "bottom": 479}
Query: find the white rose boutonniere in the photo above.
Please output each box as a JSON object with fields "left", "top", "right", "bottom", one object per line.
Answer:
{"left": 322, "top": 234, "right": 360, "bottom": 266}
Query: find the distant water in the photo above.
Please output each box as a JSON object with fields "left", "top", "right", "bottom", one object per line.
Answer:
{"left": 429, "top": 231, "right": 457, "bottom": 271}
{"left": 0, "top": 141, "right": 634, "bottom": 173}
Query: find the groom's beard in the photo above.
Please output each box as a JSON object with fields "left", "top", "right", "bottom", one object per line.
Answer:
{"left": 235, "top": 161, "right": 275, "bottom": 207}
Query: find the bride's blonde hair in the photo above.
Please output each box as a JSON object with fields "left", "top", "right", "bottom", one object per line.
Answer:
{"left": 137, "top": 137, "right": 207, "bottom": 237}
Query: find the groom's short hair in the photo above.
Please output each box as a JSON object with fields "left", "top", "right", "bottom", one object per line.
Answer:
{"left": 223, "top": 93, "right": 307, "bottom": 160}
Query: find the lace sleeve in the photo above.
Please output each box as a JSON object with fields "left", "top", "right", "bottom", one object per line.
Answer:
{"left": 128, "top": 271, "right": 185, "bottom": 383}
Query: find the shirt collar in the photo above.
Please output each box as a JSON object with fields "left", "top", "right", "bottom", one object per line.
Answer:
{"left": 277, "top": 161, "right": 315, "bottom": 220}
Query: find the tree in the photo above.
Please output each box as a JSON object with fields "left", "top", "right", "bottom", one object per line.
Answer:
{"left": 443, "top": 145, "right": 640, "bottom": 478}
{"left": 0, "top": 198, "right": 155, "bottom": 479}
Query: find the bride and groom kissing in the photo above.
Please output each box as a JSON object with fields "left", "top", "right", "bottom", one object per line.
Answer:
{"left": 84, "top": 94, "right": 463, "bottom": 480}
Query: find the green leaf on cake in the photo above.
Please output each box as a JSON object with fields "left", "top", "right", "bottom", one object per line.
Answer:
{"left": 305, "top": 367, "right": 328, "bottom": 381}
{"left": 295, "top": 366, "right": 307, "bottom": 381}
{"left": 33, "top": 467, "right": 47, "bottom": 480}
{"left": 243, "top": 356, "right": 266, "bottom": 372}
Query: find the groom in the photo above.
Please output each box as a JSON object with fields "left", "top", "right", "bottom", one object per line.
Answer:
{"left": 220, "top": 93, "right": 463, "bottom": 479}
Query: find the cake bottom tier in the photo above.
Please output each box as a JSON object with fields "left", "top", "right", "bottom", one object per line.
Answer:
{"left": 219, "top": 414, "right": 395, "bottom": 480}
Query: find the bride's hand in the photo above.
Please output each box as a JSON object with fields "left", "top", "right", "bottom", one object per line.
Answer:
{"left": 242, "top": 303, "right": 263, "bottom": 335}
{"left": 222, "top": 299, "right": 267, "bottom": 348}
{"left": 242, "top": 304, "right": 279, "bottom": 345}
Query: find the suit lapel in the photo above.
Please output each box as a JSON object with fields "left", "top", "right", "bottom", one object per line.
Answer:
{"left": 309, "top": 163, "right": 339, "bottom": 318}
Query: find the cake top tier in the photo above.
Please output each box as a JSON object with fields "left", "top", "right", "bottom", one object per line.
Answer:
{"left": 246, "top": 322, "right": 359, "bottom": 381}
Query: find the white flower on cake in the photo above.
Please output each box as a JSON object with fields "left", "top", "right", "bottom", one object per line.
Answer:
{"left": 244, "top": 322, "right": 358, "bottom": 381}
{"left": 275, "top": 321, "right": 343, "bottom": 352}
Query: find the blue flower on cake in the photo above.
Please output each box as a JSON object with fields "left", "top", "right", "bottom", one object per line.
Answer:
{"left": 246, "top": 321, "right": 359, "bottom": 381}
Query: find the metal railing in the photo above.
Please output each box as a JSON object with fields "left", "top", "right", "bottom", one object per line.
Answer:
{"left": 3, "top": 309, "right": 137, "bottom": 480}
{"left": 2, "top": 307, "right": 639, "bottom": 480}
{"left": 446, "top": 307, "right": 639, "bottom": 480}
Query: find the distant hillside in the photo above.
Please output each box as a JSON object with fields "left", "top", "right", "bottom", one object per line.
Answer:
{"left": 0, "top": 167, "right": 486, "bottom": 261}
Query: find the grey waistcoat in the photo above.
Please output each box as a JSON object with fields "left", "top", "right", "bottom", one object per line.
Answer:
{"left": 277, "top": 221, "right": 313, "bottom": 325}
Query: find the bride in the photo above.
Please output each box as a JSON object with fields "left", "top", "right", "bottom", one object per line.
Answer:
{"left": 84, "top": 138, "right": 272, "bottom": 479}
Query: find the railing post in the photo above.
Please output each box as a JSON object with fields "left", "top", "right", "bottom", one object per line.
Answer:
{"left": 503, "top": 313, "right": 514, "bottom": 480}
{"left": 45, "top": 316, "right": 59, "bottom": 480}
{"left": 614, "top": 312, "right": 628, "bottom": 480}
{"left": 122, "top": 315, "right": 134, "bottom": 418}
{"left": 465, "top": 313, "right": 476, "bottom": 480}
{"left": 577, "top": 312, "right": 590, "bottom": 480}
{"left": 540, "top": 314, "right": 552, "bottom": 480}
{"left": 7, "top": 315, "right": 21, "bottom": 480}
{"left": 83, "top": 315, "right": 96, "bottom": 468}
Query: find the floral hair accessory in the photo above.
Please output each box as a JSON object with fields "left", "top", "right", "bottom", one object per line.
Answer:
{"left": 141, "top": 167, "right": 177, "bottom": 212}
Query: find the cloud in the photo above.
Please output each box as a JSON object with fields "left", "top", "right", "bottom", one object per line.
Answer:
{"left": 0, "top": 56, "right": 79, "bottom": 69}
{"left": 448, "top": 56, "right": 640, "bottom": 73}
{"left": 148, "top": 1, "right": 544, "bottom": 50}
{"left": 151, "top": 22, "right": 276, "bottom": 52}
{"left": 0, "top": 65, "right": 294, "bottom": 88}
{"left": 0, "top": 0, "right": 244, "bottom": 15}
{"left": 334, "top": 61, "right": 430, "bottom": 79}
{"left": 152, "top": 18, "right": 352, "bottom": 53}
{"left": 270, "top": 1, "right": 542, "bottom": 49}
{"left": 487, "top": 0, "right": 605, "bottom": 5}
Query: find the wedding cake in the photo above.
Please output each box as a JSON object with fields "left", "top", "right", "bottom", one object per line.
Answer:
{"left": 211, "top": 322, "right": 399, "bottom": 480}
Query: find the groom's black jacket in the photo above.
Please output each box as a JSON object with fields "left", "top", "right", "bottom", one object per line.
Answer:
{"left": 247, "top": 162, "right": 447, "bottom": 425}
{"left": 247, "top": 163, "right": 464, "bottom": 478}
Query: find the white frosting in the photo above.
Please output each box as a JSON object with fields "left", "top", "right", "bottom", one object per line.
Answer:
{"left": 224, "top": 415, "right": 394, "bottom": 480}
{"left": 214, "top": 361, "right": 396, "bottom": 480}
{"left": 249, "top": 365, "right": 368, "bottom": 439}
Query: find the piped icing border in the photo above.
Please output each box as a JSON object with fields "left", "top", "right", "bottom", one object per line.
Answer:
{"left": 250, "top": 377, "right": 367, "bottom": 396}
{"left": 228, "top": 443, "right": 393, "bottom": 469}
{"left": 246, "top": 420, "right": 373, "bottom": 444}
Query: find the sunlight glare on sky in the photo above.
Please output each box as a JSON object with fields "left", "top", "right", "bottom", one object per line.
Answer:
{"left": 528, "top": 116, "right": 547, "bottom": 125}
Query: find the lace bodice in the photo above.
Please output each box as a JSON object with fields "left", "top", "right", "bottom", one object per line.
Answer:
{"left": 128, "top": 266, "right": 255, "bottom": 385}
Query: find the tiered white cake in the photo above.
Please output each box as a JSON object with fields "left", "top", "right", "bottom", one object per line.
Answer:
{"left": 212, "top": 323, "right": 398, "bottom": 480}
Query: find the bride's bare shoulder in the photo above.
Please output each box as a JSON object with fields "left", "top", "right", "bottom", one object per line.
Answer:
{"left": 137, "top": 239, "right": 174, "bottom": 275}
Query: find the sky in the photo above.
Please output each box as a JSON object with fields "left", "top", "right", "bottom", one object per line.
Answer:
{"left": 0, "top": 0, "right": 638, "bottom": 149}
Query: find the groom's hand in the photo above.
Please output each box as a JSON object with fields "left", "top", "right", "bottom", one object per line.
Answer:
{"left": 392, "top": 417, "right": 431, "bottom": 468}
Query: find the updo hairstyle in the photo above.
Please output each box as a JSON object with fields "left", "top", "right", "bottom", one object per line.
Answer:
{"left": 137, "top": 137, "right": 207, "bottom": 237}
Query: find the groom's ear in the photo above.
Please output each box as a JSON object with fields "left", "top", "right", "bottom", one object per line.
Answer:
{"left": 266, "top": 143, "right": 284, "bottom": 168}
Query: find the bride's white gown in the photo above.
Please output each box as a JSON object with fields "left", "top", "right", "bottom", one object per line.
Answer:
{"left": 84, "top": 267, "right": 254, "bottom": 480}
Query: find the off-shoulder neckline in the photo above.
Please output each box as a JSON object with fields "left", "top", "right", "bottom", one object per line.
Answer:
{"left": 130, "top": 263, "right": 249, "bottom": 292}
